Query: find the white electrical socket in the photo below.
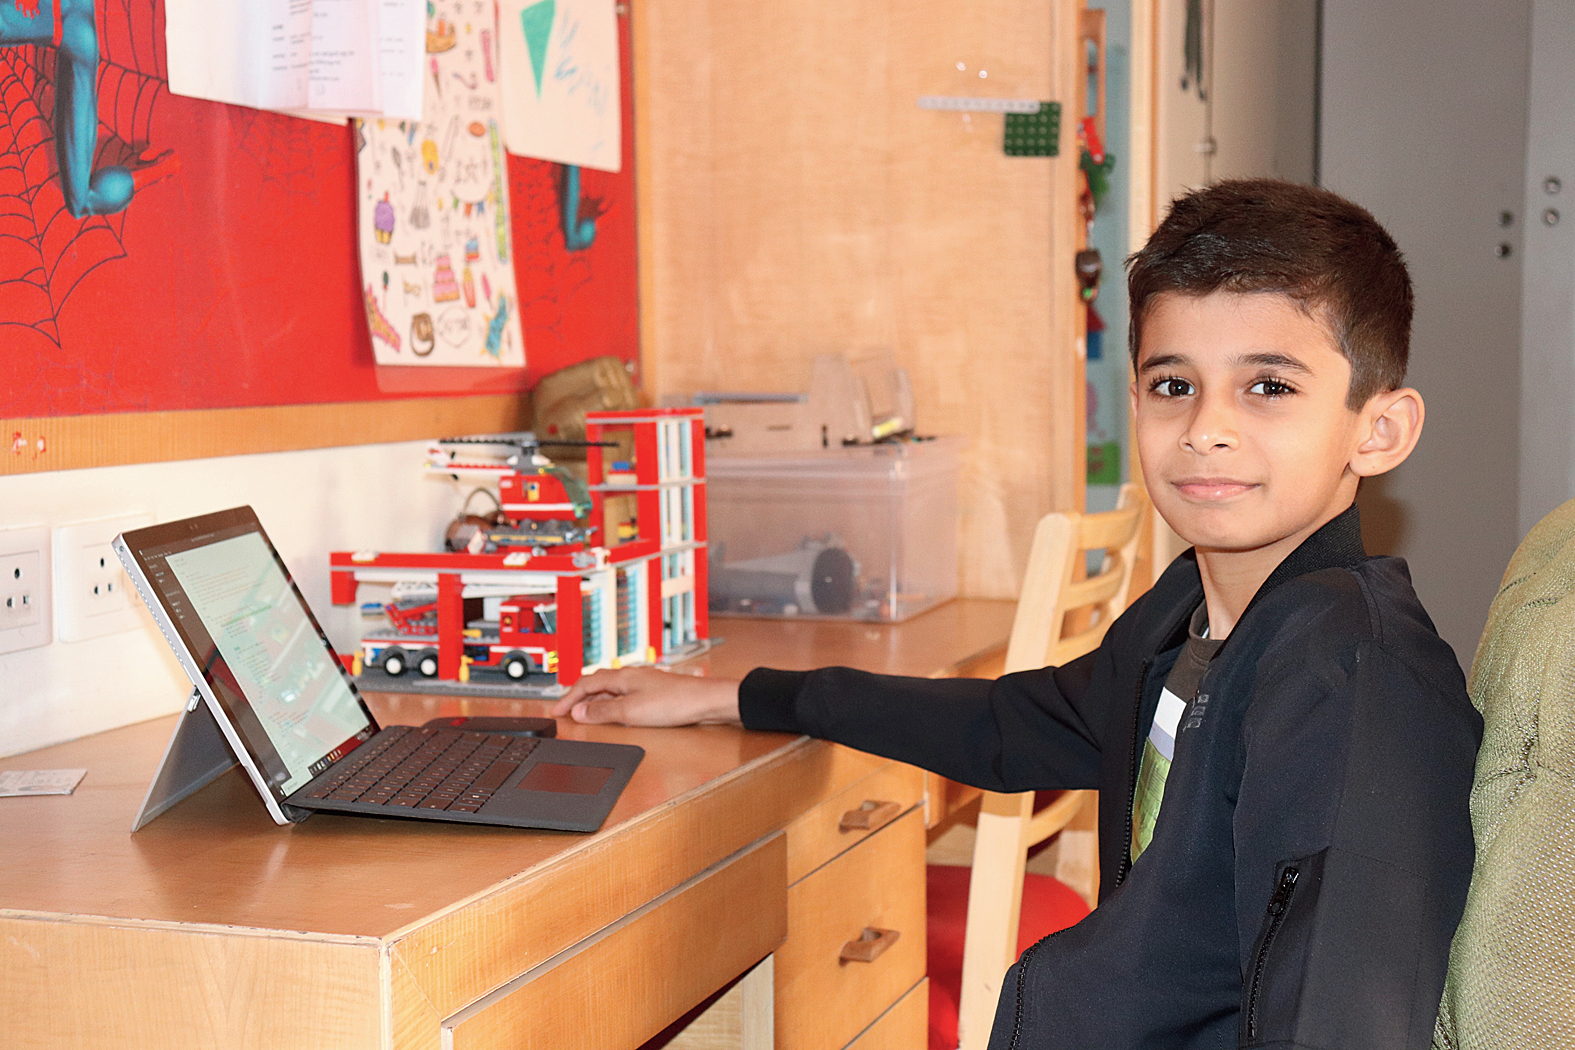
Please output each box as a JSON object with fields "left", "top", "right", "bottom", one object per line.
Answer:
{"left": 0, "top": 525, "right": 52, "bottom": 655}
{"left": 54, "top": 513, "right": 154, "bottom": 643}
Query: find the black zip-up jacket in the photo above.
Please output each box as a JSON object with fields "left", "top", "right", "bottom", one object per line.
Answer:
{"left": 739, "top": 507, "right": 1482, "bottom": 1049}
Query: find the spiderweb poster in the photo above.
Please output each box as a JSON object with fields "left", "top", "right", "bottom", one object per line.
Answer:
{"left": 0, "top": 0, "right": 637, "bottom": 419}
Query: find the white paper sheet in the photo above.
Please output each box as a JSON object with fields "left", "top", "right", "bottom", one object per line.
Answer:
{"left": 0, "top": 769, "right": 87, "bottom": 797}
{"left": 378, "top": 0, "right": 429, "bottom": 120}
{"left": 166, "top": 0, "right": 312, "bottom": 110}
{"left": 355, "top": 2, "right": 525, "bottom": 367}
{"left": 499, "top": 0, "right": 622, "bottom": 172}
{"left": 309, "top": 0, "right": 382, "bottom": 114}
{"left": 166, "top": 0, "right": 425, "bottom": 122}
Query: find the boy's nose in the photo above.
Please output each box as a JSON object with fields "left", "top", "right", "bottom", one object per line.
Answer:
{"left": 1182, "top": 398, "right": 1239, "bottom": 453}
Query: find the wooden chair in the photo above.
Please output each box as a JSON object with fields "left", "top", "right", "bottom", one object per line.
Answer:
{"left": 951, "top": 485, "right": 1145, "bottom": 1050}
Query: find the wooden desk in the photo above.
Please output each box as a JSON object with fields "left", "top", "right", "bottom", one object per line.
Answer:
{"left": 0, "top": 599, "right": 1014, "bottom": 1050}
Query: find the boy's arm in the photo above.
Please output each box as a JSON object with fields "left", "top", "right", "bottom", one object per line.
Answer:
{"left": 1231, "top": 644, "right": 1480, "bottom": 1050}
{"left": 554, "top": 654, "right": 1108, "bottom": 793}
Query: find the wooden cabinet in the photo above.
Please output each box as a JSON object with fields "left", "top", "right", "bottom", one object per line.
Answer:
{"left": 845, "top": 979, "right": 929, "bottom": 1050}
{"left": 634, "top": 0, "right": 1088, "bottom": 600}
{"left": 777, "top": 754, "right": 928, "bottom": 1050}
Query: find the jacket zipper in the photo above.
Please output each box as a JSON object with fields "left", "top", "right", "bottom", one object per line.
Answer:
{"left": 1114, "top": 659, "right": 1153, "bottom": 888}
{"left": 1006, "top": 936, "right": 1049, "bottom": 1050}
{"left": 1005, "top": 659, "right": 1154, "bottom": 1049}
{"left": 1246, "top": 866, "right": 1301, "bottom": 1041}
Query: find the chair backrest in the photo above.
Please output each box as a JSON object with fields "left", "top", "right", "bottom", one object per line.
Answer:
{"left": 1432, "top": 498, "right": 1575, "bottom": 1050}
{"left": 1003, "top": 489, "right": 1145, "bottom": 674}
{"left": 954, "top": 486, "right": 1145, "bottom": 1050}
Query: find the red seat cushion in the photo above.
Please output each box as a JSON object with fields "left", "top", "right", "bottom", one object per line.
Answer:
{"left": 926, "top": 863, "right": 1091, "bottom": 1050}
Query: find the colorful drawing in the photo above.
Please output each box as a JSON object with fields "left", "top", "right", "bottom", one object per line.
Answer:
{"left": 356, "top": 2, "right": 523, "bottom": 366}
{"left": 432, "top": 254, "right": 460, "bottom": 301}
{"left": 410, "top": 182, "right": 431, "bottom": 228}
{"left": 365, "top": 284, "right": 400, "bottom": 350}
{"left": 489, "top": 120, "right": 509, "bottom": 260}
{"left": 484, "top": 295, "right": 511, "bottom": 356}
{"left": 426, "top": 18, "right": 456, "bottom": 52}
{"left": 411, "top": 313, "right": 435, "bottom": 355}
{"left": 374, "top": 192, "right": 396, "bottom": 243}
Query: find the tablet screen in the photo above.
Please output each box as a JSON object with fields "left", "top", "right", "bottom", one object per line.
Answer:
{"left": 122, "top": 508, "right": 376, "bottom": 800}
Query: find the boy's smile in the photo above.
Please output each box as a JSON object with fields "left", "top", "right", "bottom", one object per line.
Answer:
{"left": 1132, "top": 291, "right": 1423, "bottom": 633}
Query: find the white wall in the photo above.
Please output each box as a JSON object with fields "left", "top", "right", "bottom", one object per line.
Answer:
{"left": 1519, "top": 0, "right": 1575, "bottom": 536}
{"left": 0, "top": 442, "right": 467, "bottom": 757}
{"left": 1322, "top": 0, "right": 1531, "bottom": 662}
{"left": 1154, "top": 0, "right": 1319, "bottom": 201}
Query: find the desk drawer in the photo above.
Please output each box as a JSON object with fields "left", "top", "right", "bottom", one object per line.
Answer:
{"left": 446, "top": 834, "right": 786, "bottom": 1050}
{"left": 846, "top": 978, "right": 927, "bottom": 1050}
{"left": 776, "top": 807, "right": 926, "bottom": 1050}
{"left": 786, "top": 759, "right": 924, "bottom": 884}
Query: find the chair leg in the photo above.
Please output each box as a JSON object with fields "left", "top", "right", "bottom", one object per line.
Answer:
{"left": 1053, "top": 793, "right": 1100, "bottom": 908}
{"left": 957, "top": 791, "right": 1035, "bottom": 1050}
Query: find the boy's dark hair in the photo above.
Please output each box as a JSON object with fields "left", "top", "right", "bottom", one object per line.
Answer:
{"left": 1127, "top": 179, "right": 1412, "bottom": 408}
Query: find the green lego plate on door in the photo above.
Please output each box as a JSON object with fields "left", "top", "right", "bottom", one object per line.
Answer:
{"left": 1004, "top": 102, "right": 1061, "bottom": 157}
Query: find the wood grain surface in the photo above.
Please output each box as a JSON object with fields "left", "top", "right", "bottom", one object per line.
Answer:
{"left": 844, "top": 978, "right": 929, "bottom": 1050}
{"left": 0, "top": 600, "right": 1016, "bottom": 1050}
{"left": 635, "top": 0, "right": 1085, "bottom": 600}
{"left": 774, "top": 808, "right": 928, "bottom": 1050}
{"left": 0, "top": 395, "right": 529, "bottom": 476}
{"left": 446, "top": 836, "right": 786, "bottom": 1050}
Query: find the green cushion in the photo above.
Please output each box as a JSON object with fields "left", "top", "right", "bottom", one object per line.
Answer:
{"left": 1434, "top": 499, "right": 1575, "bottom": 1048}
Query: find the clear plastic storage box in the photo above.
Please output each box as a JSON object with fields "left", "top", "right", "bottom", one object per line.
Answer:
{"left": 706, "top": 436, "right": 962, "bottom": 622}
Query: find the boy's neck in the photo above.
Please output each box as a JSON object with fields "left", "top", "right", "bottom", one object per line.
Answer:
{"left": 1192, "top": 502, "right": 1359, "bottom": 638}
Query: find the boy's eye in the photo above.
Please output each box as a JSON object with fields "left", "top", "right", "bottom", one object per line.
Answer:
{"left": 1249, "top": 378, "right": 1296, "bottom": 398}
{"left": 1149, "top": 376, "right": 1194, "bottom": 398}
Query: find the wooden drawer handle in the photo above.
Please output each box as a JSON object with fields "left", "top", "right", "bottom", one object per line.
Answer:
{"left": 839, "top": 799, "right": 901, "bottom": 833}
{"left": 840, "top": 926, "right": 900, "bottom": 963}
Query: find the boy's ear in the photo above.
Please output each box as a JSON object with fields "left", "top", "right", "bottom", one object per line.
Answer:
{"left": 1351, "top": 387, "right": 1424, "bottom": 477}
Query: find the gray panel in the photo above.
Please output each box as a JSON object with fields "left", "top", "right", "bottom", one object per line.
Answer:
{"left": 1519, "top": 0, "right": 1575, "bottom": 536}
{"left": 131, "top": 690, "right": 239, "bottom": 832}
{"left": 1321, "top": 0, "right": 1531, "bottom": 662}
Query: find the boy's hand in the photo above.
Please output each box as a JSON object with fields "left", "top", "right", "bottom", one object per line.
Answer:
{"left": 550, "top": 667, "right": 743, "bottom": 727}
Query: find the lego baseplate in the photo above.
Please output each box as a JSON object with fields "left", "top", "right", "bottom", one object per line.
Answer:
{"left": 351, "top": 639, "right": 720, "bottom": 699}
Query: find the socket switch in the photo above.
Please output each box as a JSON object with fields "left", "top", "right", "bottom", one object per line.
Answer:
{"left": 54, "top": 513, "right": 154, "bottom": 642}
{"left": 0, "top": 525, "right": 52, "bottom": 655}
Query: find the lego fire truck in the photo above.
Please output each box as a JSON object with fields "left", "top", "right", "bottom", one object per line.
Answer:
{"left": 330, "top": 408, "right": 708, "bottom": 692}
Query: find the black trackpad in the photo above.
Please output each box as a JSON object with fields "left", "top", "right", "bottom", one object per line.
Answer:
{"left": 519, "top": 762, "right": 614, "bottom": 795}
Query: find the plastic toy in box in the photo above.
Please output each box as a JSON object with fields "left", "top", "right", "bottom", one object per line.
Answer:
{"left": 330, "top": 409, "right": 710, "bottom": 697}
{"left": 706, "top": 436, "right": 962, "bottom": 622}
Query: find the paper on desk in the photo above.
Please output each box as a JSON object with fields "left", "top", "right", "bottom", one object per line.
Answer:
{"left": 166, "top": 0, "right": 425, "bottom": 121}
{"left": 0, "top": 769, "right": 87, "bottom": 797}
{"left": 499, "top": 0, "right": 622, "bottom": 172}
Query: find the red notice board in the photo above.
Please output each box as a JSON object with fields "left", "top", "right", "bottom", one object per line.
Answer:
{"left": 0, "top": 0, "right": 638, "bottom": 419}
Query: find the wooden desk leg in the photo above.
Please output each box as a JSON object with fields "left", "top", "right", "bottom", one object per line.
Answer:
{"left": 668, "top": 956, "right": 775, "bottom": 1049}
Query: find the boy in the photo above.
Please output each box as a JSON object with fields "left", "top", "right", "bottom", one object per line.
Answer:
{"left": 552, "top": 180, "right": 1482, "bottom": 1050}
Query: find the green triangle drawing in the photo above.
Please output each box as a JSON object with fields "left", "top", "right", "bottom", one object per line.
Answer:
{"left": 521, "top": 0, "right": 555, "bottom": 97}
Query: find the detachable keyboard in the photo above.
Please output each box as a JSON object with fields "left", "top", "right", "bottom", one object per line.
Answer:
{"left": 303, "top": 726, "right": 540, "bottom": 814}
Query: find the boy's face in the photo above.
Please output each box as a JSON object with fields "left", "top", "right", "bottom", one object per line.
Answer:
{"left": 1132, "top": 291, "right": 1370, "bottom": 556}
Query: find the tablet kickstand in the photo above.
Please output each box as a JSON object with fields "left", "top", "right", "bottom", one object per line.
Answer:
{"left": 130, "top": 689, "right": 239, "bottom": 833}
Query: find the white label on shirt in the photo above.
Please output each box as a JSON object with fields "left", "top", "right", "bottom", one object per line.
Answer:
{"left": 1148, "top": 688, "right": 1187, "bottom": 762}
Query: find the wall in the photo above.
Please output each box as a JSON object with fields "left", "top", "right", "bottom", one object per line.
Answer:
{"left": 1322, "top": 0, "right": 1531, "bottom": 661}
{"left": 0, "top": 443, "right": 463, "bottom": 757}
{"left": 1519, "top": 0, "right": 1575, "bottom": 536}
{"left": 1154, "top": 0, "right": 1320, "bottom": 202}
